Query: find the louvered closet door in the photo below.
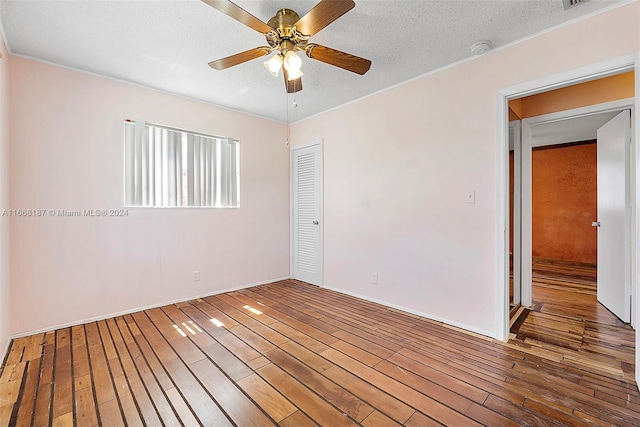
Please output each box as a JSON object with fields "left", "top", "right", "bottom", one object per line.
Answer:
{"left": 292, "top": 143, "right": 323, "bottom": 286}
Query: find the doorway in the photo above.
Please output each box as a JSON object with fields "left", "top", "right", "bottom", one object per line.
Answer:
{"left": 516, "top": 104, "right": 633, "bottom": 319}
{"left": 495, "top": 57, "right": 639, "bottom": 354}
{"left": 503, "top": 71, "right": 635, "bottom": 318}
{"left": 511, "top": 127, "right": 634, "bottom": 380}
{"left": 508, "top": 107, "right": 633, "bottom": 333}
{"left": 499, "top": 67, "right": 637, "bottom": 380}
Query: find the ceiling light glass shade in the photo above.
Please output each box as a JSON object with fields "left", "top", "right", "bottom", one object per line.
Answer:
{"left": 283, "top": 50, "right": 302, "bottom": 72}
{"left": 286, "top": 68, "right": 303, "bottom": 81}
{"left": 263, "top": 54, "right": 283, "bottom": 77}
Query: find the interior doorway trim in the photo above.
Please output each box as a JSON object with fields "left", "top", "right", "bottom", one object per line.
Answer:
{"left": 509, "top": 120, "right": 522, "bottom": 307}
{"left": 495, "top": 53, "right": 638, "bottom": 344}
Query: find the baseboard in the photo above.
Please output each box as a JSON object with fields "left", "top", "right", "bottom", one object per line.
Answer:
{"left": 9, "top": 276, "right": 290, "bottom": 340}
{"left": 322, "top": 285, "right": 496, "bottom": 339}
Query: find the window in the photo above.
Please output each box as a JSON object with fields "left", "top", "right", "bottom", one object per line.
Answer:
{"left": 124, "top": 120, "right": 239, "bottom": 208}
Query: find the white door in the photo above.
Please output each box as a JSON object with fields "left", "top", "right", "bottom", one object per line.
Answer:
{"left": 596, "top": 109, "right": 631, "bottom": 322}
{"left": 292, "top": 143, "right": 322, "bottom": 286}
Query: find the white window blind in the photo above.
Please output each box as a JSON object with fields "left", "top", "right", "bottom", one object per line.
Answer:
{"left": 124, "top": 120, "right": 239, "bottom": 208}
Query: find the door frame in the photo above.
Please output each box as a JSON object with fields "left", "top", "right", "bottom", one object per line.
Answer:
{"left": 495, "top": 54, "right": 639, "bottom": 350}
{"left": 290, "top": 139, "right": 324, "bottom": 286}
{"left": 509, "top": 120, "right": 522, "bottom": 306}
{"left": 519, "top": 100, "right": 634, "bottom": 310}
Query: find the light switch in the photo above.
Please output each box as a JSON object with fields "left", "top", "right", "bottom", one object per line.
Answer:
{"left": 466, "top": 190, "right": 476, "bottom": 204}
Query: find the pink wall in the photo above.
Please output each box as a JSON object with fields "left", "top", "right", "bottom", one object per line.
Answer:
{"left": 0, "top": 31, "right": 11, "bottom": 350}
{"left": 291, "top": 2, "right": 639, "bottom": 336}
{"left": 9, "top": 57, "right": 290, "bottom": 335}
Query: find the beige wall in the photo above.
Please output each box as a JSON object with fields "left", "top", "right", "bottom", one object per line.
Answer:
{"left": 290, "top": 2, "right": 639, "bottom": 336}
{"left": 9, "top": 57, "right": 290, "bottom": 335}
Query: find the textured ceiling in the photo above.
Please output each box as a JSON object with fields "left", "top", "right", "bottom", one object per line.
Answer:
{"left": 0, "top": 0, "right": 626, "bottom": 122}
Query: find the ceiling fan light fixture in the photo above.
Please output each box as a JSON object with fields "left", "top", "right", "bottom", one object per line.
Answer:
{"left": 286, "top": 68, "right": 303, "bottom": 81}
{"left": 204, "top": 0, "right": 371, "bottom": 93}
{"left": 264, "top": 54, "right": 284, "bottom": 77}
{"left": 283, "top": 50, "right": 302, "bottom": 72}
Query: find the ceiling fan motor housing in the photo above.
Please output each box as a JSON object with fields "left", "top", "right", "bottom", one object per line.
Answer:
{"left": 265, "top": 8, "right": 310, "bottom": 53}
{"left": 268, "top": 9, "right": 300, "bottom": 39}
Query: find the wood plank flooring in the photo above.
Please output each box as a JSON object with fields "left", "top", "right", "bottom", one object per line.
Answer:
{"left": 509, "top": 259, "right": 635, "bottom": 383}
{"left": 0, "top": 277, "right": 638, "bottom": 426}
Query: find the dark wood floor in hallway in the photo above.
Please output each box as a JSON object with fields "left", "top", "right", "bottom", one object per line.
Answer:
{"left": 510, "top": 259, "right": 636, "bottom": 383}
{"left": 0, "top": 276, "right": 638, "bottom": 426}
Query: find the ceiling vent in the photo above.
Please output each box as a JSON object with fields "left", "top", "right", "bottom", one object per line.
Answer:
{"left": 563, "top": 0, "right": 587, "bottom": 10}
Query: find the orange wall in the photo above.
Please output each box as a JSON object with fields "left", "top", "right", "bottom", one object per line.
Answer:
{"left": 509, "top": 100, "right": 522, "bottom": 120}
{"left": 510, "top": 71, "right": 634, "bottom": 119}
{"left": 532, "top": 142, "right": 597, "bottom": 264}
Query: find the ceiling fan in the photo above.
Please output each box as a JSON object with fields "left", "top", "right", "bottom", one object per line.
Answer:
{"left": 202, "top": 0, "right": 372, "bottom": 93}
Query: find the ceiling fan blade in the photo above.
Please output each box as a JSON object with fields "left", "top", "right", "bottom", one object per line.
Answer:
{"left": 305, "top": 44, "right": 371, "bottom": 75}
{"left": 283, "top": 68, "right": 303, "bottom": 93}
{"left": 208, "top": 47, "right": 271, "bottom": 70}
{"left": 295, "top": 0, "right": 355, "bottom": 36}
{"left": 201, "top": 0, "right": 273, "bottom": 34}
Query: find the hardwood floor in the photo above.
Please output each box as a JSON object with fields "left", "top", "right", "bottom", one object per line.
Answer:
{"left": 509, "top": 259, "right": 635, "bottom": 383}
{"left": 0, "top": 277, "right": 638, "bottom": 426}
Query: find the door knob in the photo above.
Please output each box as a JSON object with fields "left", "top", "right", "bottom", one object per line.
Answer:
{"left": 312, "top": 220, "right": 319, "bottom": 225}
{"left": 592, "top": 221, "right": 601, "bottom": 227}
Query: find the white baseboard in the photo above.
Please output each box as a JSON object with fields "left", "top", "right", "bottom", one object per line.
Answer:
{"left": 323, "top": 285, "right": 496, "bottom": 339}
{"left": 8, "top": 276, "right": 290, "bottom": 340}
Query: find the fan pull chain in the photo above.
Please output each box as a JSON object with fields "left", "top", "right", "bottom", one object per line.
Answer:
{"left": 285, "top": 91, "right": 290, "bottom": 145}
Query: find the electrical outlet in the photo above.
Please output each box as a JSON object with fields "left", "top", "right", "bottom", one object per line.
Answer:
{"left": 193, "top": 271, "right": 200, "bottom": 282}
{"left": 372, "top": 273, "right": 379, "bottom": 285}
